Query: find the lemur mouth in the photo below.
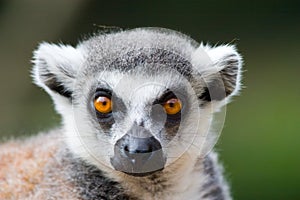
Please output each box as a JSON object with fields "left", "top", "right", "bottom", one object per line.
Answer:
{"left": 110, "top": 153, "right": 166, "bottom": 177}
{"left": 122, "top": 168, "right": 164, "bottom": 177}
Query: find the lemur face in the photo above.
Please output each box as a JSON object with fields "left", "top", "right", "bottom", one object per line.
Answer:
{"left": 32, "top": 28, "right": 242, "bottom": 177}
{"left": 71, "top": 68, "right": 203, "bottom": 176}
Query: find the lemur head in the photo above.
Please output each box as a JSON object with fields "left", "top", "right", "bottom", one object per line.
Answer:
{"left": 33, "top": 28, "right": 242, "bottom": 177}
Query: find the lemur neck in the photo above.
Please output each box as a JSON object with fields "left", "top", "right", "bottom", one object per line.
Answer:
{"left": 112, "top": 154, "right": 205, "bottom": 199}
{"left": 60, "top": 145, "right": 220, "bottom": 200}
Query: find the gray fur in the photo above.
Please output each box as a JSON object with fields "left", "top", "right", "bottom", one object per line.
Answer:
{"left": 40, "top": 140, "right": 226, "bottom": 200}
{"left": 59, "top": 147, "right": 132, "bottom": 200}
{"left": 30, "top": 27, "right": 243, "bottom": 199}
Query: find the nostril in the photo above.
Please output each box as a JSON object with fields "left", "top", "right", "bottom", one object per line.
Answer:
{"left": 124, "top": 145, "right": 132, "bottom": 158}
{"left": 124, "top": 145, "right": 129, "bottom": 152}
{"left": 112, "top": 134, "right": 165, "bottom": 175}
{"left": 123, "top": 143, "right": 153, "bottom": 157}
{"left": 133, "top": 145, "right": 152, "bottom": 154}
{"left": 122, "top": 137, "right": 161, "bottom": 161}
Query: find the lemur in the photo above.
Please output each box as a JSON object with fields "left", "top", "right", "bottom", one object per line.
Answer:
{"left": 0, "top": 27, "right": 242, "bottom": 200}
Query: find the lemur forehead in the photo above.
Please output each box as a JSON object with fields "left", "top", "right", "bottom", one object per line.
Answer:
{"left": 81, "top": 29, "right": 198, "bottom": 78}
{"left": 83, "top": 48, "right": 194, "bottom": 81}
{"left": 92, "top": 71, "right": 188, "bottom": 102}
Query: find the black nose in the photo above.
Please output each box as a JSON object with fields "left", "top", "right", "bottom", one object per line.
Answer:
{"left": 123, "top": 136, "right": 161, "bottom": 161}
{"left": 110, "top": 128, "right": 165, "bottom": 176}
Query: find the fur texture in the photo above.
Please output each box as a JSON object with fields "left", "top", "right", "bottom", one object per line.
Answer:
{"left": 0, "top": 27, "right": 242, "bottom": 199}
{"left": 0, "top": 130, "right": 230, "bottom": 200}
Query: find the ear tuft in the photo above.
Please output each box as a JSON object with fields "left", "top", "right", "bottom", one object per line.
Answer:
{"left": 192, "top": 44, "right": 243, "bottom": 102}
{"left": 32, "top": 42, "right": 84, "bottom": 98}
{"left": 219, "top": 53, "right": 242, "bottom": 96}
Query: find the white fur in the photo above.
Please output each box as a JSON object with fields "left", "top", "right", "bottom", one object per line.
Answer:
{"left": 32, "top": 28, "right": 243, "bottom": 200}
{"left": 32, "top": 43, "right": 86, "bottom": 115}
{"left": 32, "top": 43, "right": 85, "bottom": 92}
{"left": 192, "top": 44, "right": 243, "bottom": 98}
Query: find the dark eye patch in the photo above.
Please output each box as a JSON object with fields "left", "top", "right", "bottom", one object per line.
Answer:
{"left": 152, "top": 89, "right": 183, "bottom": 126}
{"left": 89, "top": 87, "right": 128, "bottom": 133}
{"left": 153, "top": 89, "right": 177, "bottom": 105}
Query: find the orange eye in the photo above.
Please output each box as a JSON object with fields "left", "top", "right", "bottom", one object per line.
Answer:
{"left": 94, "top": 96, "right": 112, "bottom": 114}
{"left": 163, "top": 98, "right": 182, "bottom": 115}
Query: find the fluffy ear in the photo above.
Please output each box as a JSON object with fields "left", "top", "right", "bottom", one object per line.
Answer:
{"left": 32, "top": 43, "right": 85, "bottom": 99}
{"left": 191, "top": 44, "right": 243, "bottom": 102}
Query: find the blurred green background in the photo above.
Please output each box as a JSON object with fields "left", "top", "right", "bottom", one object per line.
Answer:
{"left": 0, "top": 0, "right": 299, "bottom": 199}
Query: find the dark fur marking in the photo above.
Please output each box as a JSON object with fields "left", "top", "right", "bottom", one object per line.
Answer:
{"left": 87, "top": 88, "right": 130, "bottom": 133}
{"left": 199, "top": 87, "right": 211, "bottom": 102}
{"left": 200, "top": 156, "right": 225, "bottom": 200}
{"left": 109, "top": 48, "right": 193, "bottom": 80}
{"left": 219, "top": 54, "right": 239, "bottom": 95}
{"left": 202, "top": 186, "right": 223, "bottom": 200}
{"left": 37, "top": 58, "right": 73, "bottom": 99}
{"left": 198, "top": 79, "right": 226, "bottom": 103}
{"left": 198, "top": 78, "right": 226, "bottom": 102}
{"left": 42, "top": 72, "right": 72, "bottom": 98}
{"left": 62, "top": 148, "right": 134, "bottom": 200}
